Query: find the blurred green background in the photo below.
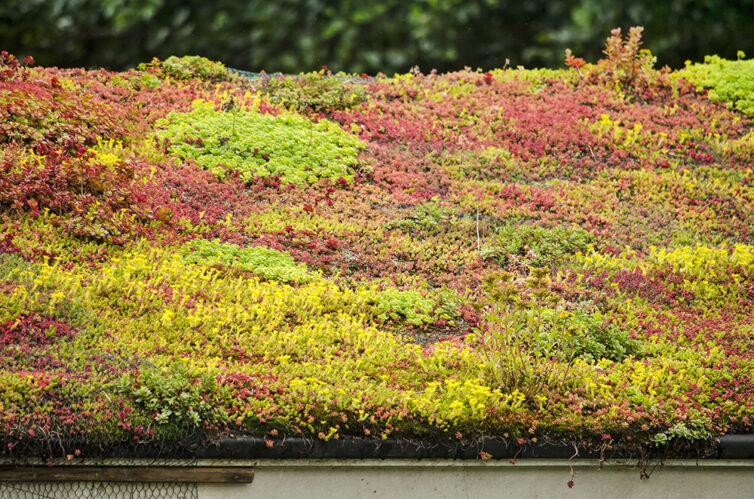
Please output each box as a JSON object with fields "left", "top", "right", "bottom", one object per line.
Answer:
{"left": 2, "top": 0, "right": 752, "bottom": 73}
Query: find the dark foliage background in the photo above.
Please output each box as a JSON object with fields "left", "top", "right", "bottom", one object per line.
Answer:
{"left": 1, "top": 0, "right": 753, "bottom": 73}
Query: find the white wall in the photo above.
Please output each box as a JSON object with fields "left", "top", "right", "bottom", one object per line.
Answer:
{"left": 202, "top": 459, "right": 754, "bottom": 499}
{"left": 2, "top": 458, "right": 752, "bottom": 499}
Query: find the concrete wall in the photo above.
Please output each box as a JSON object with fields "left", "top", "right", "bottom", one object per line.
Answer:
{"left": 200, "top": 459, "right": 754, "bottom": 499}
{"left": 2, "top": 459, "right": 753, "bottom": 499}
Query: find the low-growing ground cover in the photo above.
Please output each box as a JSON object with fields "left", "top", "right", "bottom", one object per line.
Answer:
{"left": 1, "top": 28, "right": 752, "bottom": 461}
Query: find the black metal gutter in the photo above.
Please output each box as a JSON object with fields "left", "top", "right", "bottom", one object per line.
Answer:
{"left": 3, "top": 435, "right": 752, "bottom": 461}
{"left": 717, "top": 434, "right": 754, "bottom": 459}
{"left": 192, "top": 434, "right": 754, "bottom": 461}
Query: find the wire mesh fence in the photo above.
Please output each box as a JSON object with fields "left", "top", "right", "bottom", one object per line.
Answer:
{"left": 227, "top": 67, "right": 379, "bottom": 84}
{"left": 0, "top": 459, "right": 253, "bottom": 498}
{"left": 0, "top": 481, "right": 198, "bottom": 499}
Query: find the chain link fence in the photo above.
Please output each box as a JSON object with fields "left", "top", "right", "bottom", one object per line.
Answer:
{"left": 0, "top": 481, "right": 198, "bottom": 499}
{"left": 227, "top": 67, "right": 379, "bottom": 84}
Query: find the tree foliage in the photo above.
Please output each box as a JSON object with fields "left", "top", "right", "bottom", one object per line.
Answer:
{"left": 1, "top": 0, "right": 752, "bottom": 73}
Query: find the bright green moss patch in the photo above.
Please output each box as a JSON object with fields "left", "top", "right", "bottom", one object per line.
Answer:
{"left": 682, "top": 54, "right": 754, "bottom": 115}
{"left": 183, "top": 239, "right": 318, "bottom": 283}
{"left": 154, "top": 100, "right": 365, "bottom": 185}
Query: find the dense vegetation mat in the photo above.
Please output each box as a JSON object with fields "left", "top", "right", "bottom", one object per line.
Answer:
{"left": 1, "top": 29, "right": 752, "bottom": 461}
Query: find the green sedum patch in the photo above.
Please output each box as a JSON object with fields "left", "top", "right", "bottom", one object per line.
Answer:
{"left": 262, "top": 70, "right": 368, "bottom": 113}
{"left": 682, "top": 54, "right": 754, "bottom": 115}
{"left": 370, "top": 288, "right": 435, "bottom": 325}
{"left": 154, "top": 100, "right": 365, "bottom": 185}
{"left": 138, "top": 55, "right": 228, "bottom": 81}
{"left": 534, "top": 308, "right": 641, "bottom": 363}
{"left": 183, "top": 239, "right": 318, "bottom": 283}
{"left": 119, "top": 362, "right": 229, "bottom": 429}
{"left": 483, "top": 223, "right": 593, "bottom": 268}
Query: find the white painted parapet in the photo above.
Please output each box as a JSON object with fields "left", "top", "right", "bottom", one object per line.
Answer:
{"left": 200, "top": 458, "right": 753, "bottom": 499}
{"left": 2, "top": 458, "right": 753, "bottom": 499}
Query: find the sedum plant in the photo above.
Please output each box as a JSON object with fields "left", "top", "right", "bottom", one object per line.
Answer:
{"left": 261, "top": 68, "right": 368, "bottom": 113}
{"left": 682, "top": 53, "right": 754, "bottom": 115}
{"left": 138, "top": 55, "right": 228, "bottom": 81}
{"left": 370, "top": 288, "right": 435, "bottom": 325}
{"left": 476, "top": 268, "right": 640, "bottom": 396}
{"left": 183, "top": 239, "right": 317, "bottom": 283}
{"left": 476, "top": 268, "right": 577, "bottom": 396}
{"left": 484, "top": 223, "right": 593, "bottom": 269}
{"left": 154, "top": 99, "right": 365, "bottom": 185}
